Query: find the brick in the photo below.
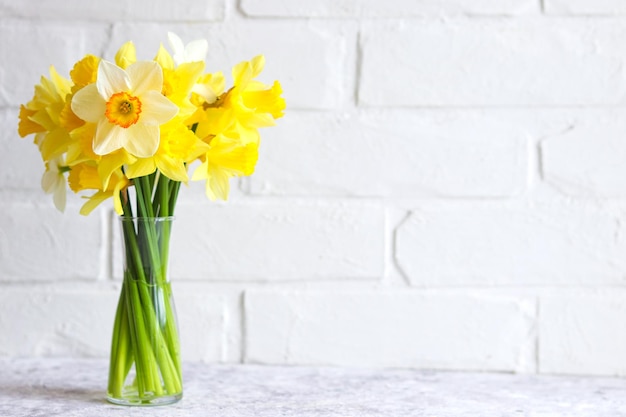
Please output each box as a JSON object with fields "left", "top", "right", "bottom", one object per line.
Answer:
{"left": 0, "top": 108, "right": 42, "bottom": 190}
{"left": 0, "top": 288, "right": 116, "bottom": 356}
{"left": 395, "top": 204, "right": 626, "bottom": 286}
{"left": 541, "top": 110, "right": 626, "bottom": 197}
{"left": 244, "top": 290, "right": 535, "bottom": 371}
{"left": 539, "top": 293, "right": 626, "bottom": 376}
{"left": 0, "top": 287, "right": 226, "bottom": 361}
{"left": 171, "top": 290, "right": 227, "bottom": 362}
{"left": 545, "top": 0, "right": 626, "bottom": 15}
{"left": 0, "top": 21, "right": 109, "bottom": 107}
{"left": 107, "top": 21, "right": 356, "bottom": 110}
{"left": 0, "top": 204, "right": 102, "bottom": 281}
{"left": 0, "top": 0, "right": 224, "bottom": 21}
{"left": 112, "top": 202, "right": 385, "bottom": 281}
{"left": 241, "top": 0, "right": 538, "bottom": 17}
{"left": 247, "top": 110, "right": 527, "bottom": 198}
{"left": 360, "top": 19, "right": 626, "bottom": 107}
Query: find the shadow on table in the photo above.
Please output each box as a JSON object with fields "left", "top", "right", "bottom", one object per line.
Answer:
{"left": 0, "top": 384, "right": 107, "bottom": 405}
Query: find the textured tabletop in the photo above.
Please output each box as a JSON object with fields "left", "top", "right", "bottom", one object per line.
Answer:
{"left": 0, "top": 358, "right": 625, "bottom": 416}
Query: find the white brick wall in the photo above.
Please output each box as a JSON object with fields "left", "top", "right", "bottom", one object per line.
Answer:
{"left": 544, "top": 0, "right": 626, "bottom": 15}
{"left": 248, "top": 111, "right": 528, "bottom": 197}
{"left": 395, "top": 203, "right": 626, "bottom": 286}
{"left": 539, "top": 291, "right": 626, "bottom": 376}
{"left": 3, "top": 0, "right": 626, "bottom": 377}
{"left": 360, "top": 19, "right": 626, "bottom": 107}
{"left": 244, "top": 290, "right": 536, "bottom": 372}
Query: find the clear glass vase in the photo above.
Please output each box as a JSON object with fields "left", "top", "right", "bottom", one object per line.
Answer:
{"left": 107, "top": 216, "right": 183, "bottom": 406}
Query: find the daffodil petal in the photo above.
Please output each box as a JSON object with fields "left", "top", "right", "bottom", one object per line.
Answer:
{"left": 39, "top": 128, "right": 71, "bottom": 161}
{"left": 80, "top": 191, "right": 109, "bottom": 216}
{"left": 115, "top": 41, "right": 136, "bottom": 69}
{"left": 168, "top": 32, "right": 185, "bottom": 56}
{"left": 207, "top": 170, "right": 230, "bottom": 201}
{"left": 184, "top": 39, "right": 208, "bottom": 62}
{"left": 157, "top": 155, "right": 188, "bottom": 182}
{"left": 18, "top": 105, "right": 44, "bottom": 137}
{"left": 232, "top": 61, "right": 253, "bottom": 87}
{"left": 93, "top": 119, "right": 124, "bottom": 155}
{"left": 155, "top": 44, "right": 175, "bottom": 70}
{"left": 191, "top": 83, "right": 217, "bottom": 103}
{"left": 250, "top": 55, "right": 265, "bottom": 77}
{"left": 41, "top": 167, "right": 58, "bottom": 193}
{"left": 127, "top": 61, "right": 163, "bottom": 96}
{"left": 123, "top": 123, "right": 160, "bottom": 158}
{"left": 52, "top": 181, "right": 67, "bottom": 212}
{"left": 245, "top": 113, "right": 276, "bottom": 129}
{"left": 192, "top": 159, "right": 211, "bottom": 180}
{"left": 138, "top": 90, "right": 179, "bottom": 124}
{"left": 41, "top": 159, "right": 67, "bottom": 212}
{"left": 49, "top": 66, "right": 72, "bottom": 98}
{"left": 97, "top": 60, "right": 131, "bottom": 99}
{"left": 98, "top": 151, "right": 132, "bottom": 190}
{"left": 125, "top": 158, "right": 156, "bottom": 179}
{"left": 176, "top": 62, "right": 205, "bottom": 92}
{"left": 113, "top": 180, "right": 128, "bottom": 215}
{"left": 71, "top": 84, "right": 106, "bottom": 123}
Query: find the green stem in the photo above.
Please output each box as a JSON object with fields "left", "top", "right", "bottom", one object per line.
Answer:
{"left": 108, "top": 172, "right": 183, "bottom": 402}
{"left": 126, "top": 272, "right": 162, "bottom": 396}
{"left": 168, "top": 181, "right": 181, "bottom": 216}
{"left": 108, "top": 282, "right": 129, "bottom": 398}
{"left": 158, "top": 177, "right": 183, "bottom": 381}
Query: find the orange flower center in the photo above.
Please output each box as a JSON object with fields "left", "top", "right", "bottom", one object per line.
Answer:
{"left": 105, "top": 92, "right": 142, "bottom": 128}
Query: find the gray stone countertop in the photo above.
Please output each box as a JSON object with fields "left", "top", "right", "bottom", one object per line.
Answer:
{"left": 0, "top": 358, "right": 625, "bottom": 416}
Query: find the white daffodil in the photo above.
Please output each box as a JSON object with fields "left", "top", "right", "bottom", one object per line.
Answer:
{"left": 168, "top": 31, "right": 208, "bottom": 66}
{"left": 71, "top": 60, "right": 179, "bottom": 158}
{"left": 41, "top": 156, "right": 68, "bottom": 212}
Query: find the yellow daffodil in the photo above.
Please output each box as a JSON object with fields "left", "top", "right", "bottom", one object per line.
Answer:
{"left": 70, "top": 55, "right": 100, "bottom": 93}
{"left": 125, "top": 121, "right": 209, "bottom": 182}
{"left": 18, "top": 66, "right": 74, "bottom": 161}
{"left": 191, "top": 71, "right": 225, "bottom": 109}
{"left": 226, "top": 56, "right": 285, "bottom": 135}
{"left": 71, "top": 60, "right": 179, "bottom": 158}
{"left": 192, "top": 56, "right": 285, "bottom": 146}
{"left": 27, "top": 66, "right": 72, "bottom": 115}
{"left": 18, "top": 105, "right": 44, "bottom": 137}
{"left": 66, "top": 120, "right": 137, "bottom": 190}
{"left": 58, "top": 98, "right": 85, "bottom": 132}
{"left": 65, "top": 122, "right": 98, "bottom": 166}
{"left": 193, "top": 106, "right": 233, "bottom": 141}
{"left": 161, "top": 61, "right": 205, "bottom": 121}
{"left": 192, "top": 134, "right": 258, "bottom": 200}
{"left": 68, "top": 162, "right": 130, "bottom": 215}
{"left": 97, "top": 150, "right": 136, "bottom": 190}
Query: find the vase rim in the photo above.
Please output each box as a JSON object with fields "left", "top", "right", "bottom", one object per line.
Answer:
{"left": 118, "top": 216, "right": 175, "bottom": 222}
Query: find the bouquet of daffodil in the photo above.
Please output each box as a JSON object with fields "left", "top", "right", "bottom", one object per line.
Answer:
{"left": 18, "top": 32, "right": 285, "bottom": 405}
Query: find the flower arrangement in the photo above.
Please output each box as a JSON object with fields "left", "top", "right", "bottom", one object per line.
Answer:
{"left": 18, "top": 32, "right": 285, "bottom": 215}
{"left": 17, "top": 32, "right": 285, "bottom": 405}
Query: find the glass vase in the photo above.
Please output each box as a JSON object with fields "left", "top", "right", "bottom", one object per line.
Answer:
{"left": 107, "top": 216, "right": 183, "bottom": 406}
